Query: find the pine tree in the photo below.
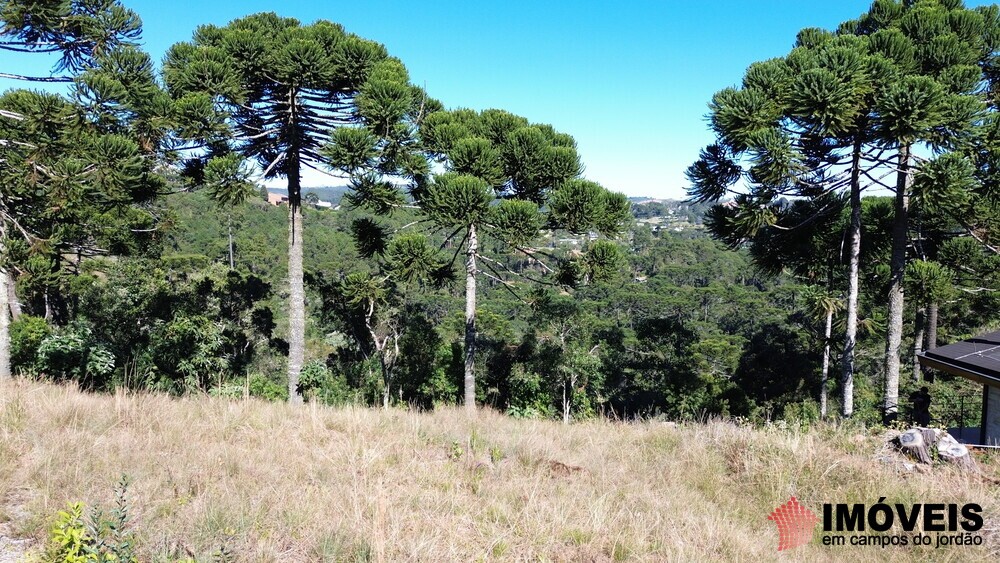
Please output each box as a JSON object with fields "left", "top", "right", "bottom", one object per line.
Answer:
{"left": 203, "top": 154, "right": 257, "bottom": 269}
{"left": 164, "top": 14, "right": 418, "bottom": 402}
{"left": 856, "top": 1, "right": 990, "bottom": 422}
{"left": 330, "top": 108, "right": 629, "bottom": 410}
{"left": 688, "top": 0, "right": 998, "bottom": 420}
{"left": 417, "top": 110, "right": 629, "bottom": 410}
{"left": 687, "top": 31, "right": 882, "bottom": 417}
{"left": 0, "top": 0, "right": 163, "bottom": 380}
{"left": 0, "top": 0, "right": 141, "bottom": 82}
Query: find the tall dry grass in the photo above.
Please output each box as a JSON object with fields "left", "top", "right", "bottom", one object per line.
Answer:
{"left": 0, "top": 378, "right": 997, "bottom": 562}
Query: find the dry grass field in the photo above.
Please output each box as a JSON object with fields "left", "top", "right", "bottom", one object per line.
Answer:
{"left": 0, "top": 379, "right": 998, "bottom": 562}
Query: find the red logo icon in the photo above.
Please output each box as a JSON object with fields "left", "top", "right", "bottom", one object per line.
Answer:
{"left": 767, "top": 496, "right": 819, "bottom": 551}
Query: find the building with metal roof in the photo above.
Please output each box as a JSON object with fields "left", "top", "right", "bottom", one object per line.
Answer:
{"left": 918, "top": 330, "right": 1000, "bottom": 446}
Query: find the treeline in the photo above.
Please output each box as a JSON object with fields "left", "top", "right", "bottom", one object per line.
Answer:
{"left": 2, "top": 189, "right": 830, "bottom": 420}
{"left": 8, "top": 187, "right": 990, "bottom": 425}
{"left": 2, "top": 0, "right": 999, "bottom": 426}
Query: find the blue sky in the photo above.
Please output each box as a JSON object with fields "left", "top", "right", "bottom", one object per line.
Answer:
{"left": 3, "top": 1, "right": 994, "bottom": 198}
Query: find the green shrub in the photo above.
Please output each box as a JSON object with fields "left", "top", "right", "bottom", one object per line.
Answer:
{"left": 46, "top": 502, "right": 89, "bottom": 563}
{"left": 40, "top": 477, "right": 137, "bottom": 563}
{"left": 300, "top": 360, "right": 357, "bottom": 406}
{"left": 248, "top": 374, "right": 288, "bottom": 402}
{"left": 781, "top": 399, "right": 820, "bottom": 428}
{"left": 209, "top": 383, "right": 248, "bottom": 399}
{"left": 505, "top": 364, "right": 553, "bottom": 419}
{"left": 10, "top": 315, "right": 51, "bottom": 373}
{"left": 413, "top": 343, "right": 460, "bottom": 408}
{"left": 298, "top": 360, "right": 330, "bottom": 397}
{"left": 35, "top": 324, "right": 115, "bottom": 387}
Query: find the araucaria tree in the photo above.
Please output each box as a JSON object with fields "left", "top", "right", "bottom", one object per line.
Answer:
{"left": 1, "top": 0, "right": 164, "bottom": 380}
{"left": 687, "top": 28, "right": 884, "bottom": 417}
{"left": 163, "top": 14, "right": 414, "bottom": 402}
{"left": 830, "top": 0, "right": 992, "bottom": 421}
{"left": 415, "top": 109, "right": 630, "bottom": 410}
{"left": 688, "top": 0, "right": 997, "bottom": 420}
{"left": 0, "top": 0, "right": 141, "bottom": 83}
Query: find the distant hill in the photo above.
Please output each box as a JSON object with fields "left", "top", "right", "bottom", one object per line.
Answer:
{"left": 266, "top": 186, "right": 351, "bottom": 204}
{"left": 629, "top": 197, "right": 713, "bottom": 226}
{"left": 261, "top": 189, "right": 710, "bottom": 222}
{"left": 628, "top": 196, "right": 673, "bottom": 204}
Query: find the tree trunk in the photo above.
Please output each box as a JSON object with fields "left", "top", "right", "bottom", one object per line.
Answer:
{"left": 5, "top": 271, "right": 19, "bottom": 320}
{"left": 463, "top": 224, "right": 478, "bottom": 411}
{"left": 0, "top": 266, "right": 10, "bottom": 381}
{"left": 228, "top": 213, "right": 235, "bottom": 270}
{"left": 380, "top": 355, "right": 391, "bottom": 410}
{"left": 43, "top": 291, "right": 52, "bottom": 321}
{"left": 924, "top": 301, "right": 938, "bottom": 383}
{"left": 820, "top": 307, "right": 833, "bottom": 420}
{"left": 884, "top": 145, "right": 911, "bottom": 424}
{"left": 284, "top": 85, "right": 306, "bottom": 405}
{"left": 841, "top": 140, "right": 863, "bottom": 418}
{"left": 926, "top": 302, "right": 938, "bottom": 350}
{"left": 286, "top": 160, "right": 305, "bottom": 405}
{"left": 563, "top": 381, "right": 570, "bottom": 424}
{"left": 913, "top": 306, "right": 925, "bottom": 382}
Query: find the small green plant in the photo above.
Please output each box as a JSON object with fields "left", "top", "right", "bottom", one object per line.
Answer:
{"left": 86, "top": 476, "right": 138, "bottom": 562}
{"left": 469, "top": 428, "right": 483, "bottom": 453}
{"left": 212, "top": 543, "right": 236, "bottom": 562}
{"left": 490, "top": 540, "right": 508, "bottom": 557}
{"left": 489, "top": 446, "right": 504, "bottom": 464}
{"left": 564, "top": 529, "right": 591, "bottom": 545}
{"left": 41, "top": 476, "right": 138, "bottom": 563}
{"left": 610, "top": 540, "right": 631, "bottom": 561}
{"left": 48, "top": 502, "right": 89, "bottom": 563}
{"left": 448, "top": 440, "right": 463, "bottom": 460}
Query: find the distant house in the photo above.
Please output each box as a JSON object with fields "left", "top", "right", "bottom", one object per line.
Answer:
{"left": 267, "top": 192, "right": 289, "bottom": 206}
{"left": 315, "top": 200, "right": 334, "bottom": 209}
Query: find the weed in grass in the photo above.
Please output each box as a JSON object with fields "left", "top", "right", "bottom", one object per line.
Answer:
{"left": 610, "top": 539, "right": 631, "bottom": 561}
{"left": 564, "top": 529, "right": 591, "bottom": 545}
{"left": 314, "top": 532, "right": 372, "bottom": 562}
{"left": 448, "top": 440, "right": 463, "bottom": 461}
{"left": 36, "top": 476, "right": 138, "bottom": 563}
{"left": 0, "top": 391, "right": 25, "bottom": 432}
{"left": 490, "top": 539, "right": 508, "bottom": 557}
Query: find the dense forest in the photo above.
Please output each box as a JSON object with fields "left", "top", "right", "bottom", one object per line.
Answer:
{"left": 2, "top": 0, "right": 1000, "bottom": 430}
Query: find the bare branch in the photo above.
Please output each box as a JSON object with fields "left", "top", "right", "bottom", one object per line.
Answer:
{"left": 0, "top": 71, "right": 71, "bottom": 82}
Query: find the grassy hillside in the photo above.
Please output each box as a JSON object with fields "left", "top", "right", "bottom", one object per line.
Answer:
{"left": 0, "top": 380, "right": 997, "bottom": 561}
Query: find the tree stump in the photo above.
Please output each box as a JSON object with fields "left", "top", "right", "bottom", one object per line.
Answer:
{"left": 935, "top": 433, "right": 975, "bottom": 470}
{"left": 896, "top": 428, "right": 937, "bottom": 464}
{"left": 893, "top": 428, "right": 976, "bottom": 470}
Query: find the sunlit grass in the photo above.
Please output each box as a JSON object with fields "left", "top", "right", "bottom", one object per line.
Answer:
{"left": 0, "top": 379, "right": 997, "bottom": 561}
